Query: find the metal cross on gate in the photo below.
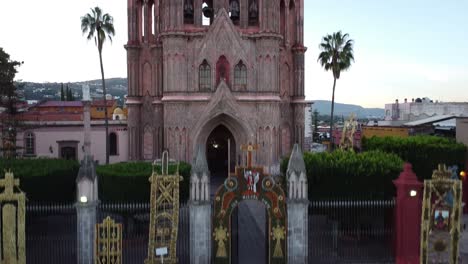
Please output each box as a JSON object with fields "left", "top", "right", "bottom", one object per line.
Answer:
{"left": 240, "top": 142, "right": 259, "bottom": 168}
{"left": 0, "top": 169, "right": 20, "bottom": 196}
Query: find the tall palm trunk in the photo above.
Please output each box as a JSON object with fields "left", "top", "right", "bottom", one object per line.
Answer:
{"left": 98, "top": 46, "right": 109, "bottom": 164}
{"left": 329, "top": 77, "right": 337, "bottom": 147}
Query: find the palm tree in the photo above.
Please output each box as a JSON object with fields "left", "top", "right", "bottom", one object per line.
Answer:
{"left": 81, "top": 7, "right": 115, "bottom": 164}
{"left": 317, "top": 31, "right": 354, "bottom": 147}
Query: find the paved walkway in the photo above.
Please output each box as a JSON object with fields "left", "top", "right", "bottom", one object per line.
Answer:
{"left": 460, "top": 215, "right": 468, "bottom": 263}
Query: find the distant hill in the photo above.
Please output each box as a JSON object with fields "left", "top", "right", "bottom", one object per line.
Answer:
{"left": 20, "top": 78, "right": 128, "bottom": 105}
{"left": 312, "top": 100, "right": 384, "bottom": 119}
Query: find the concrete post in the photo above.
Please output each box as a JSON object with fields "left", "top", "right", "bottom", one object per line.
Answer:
{"left": 393, "top": 163, "right": 423, "bottom": 264}
{"left": 189, "top": 147, "right": 212, "bottom": 264}
{"left": 286, "top": 144, "right": 308, "bottom": 264}
{"left": 76, "top": 86, "right": 99, "bottom": 264}
{"left": 76, "top": 201, "right": 98, "bottom": 264}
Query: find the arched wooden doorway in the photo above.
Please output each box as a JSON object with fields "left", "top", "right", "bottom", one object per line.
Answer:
{"left": 206, "top": 125, "right": 236, "bottom": 195}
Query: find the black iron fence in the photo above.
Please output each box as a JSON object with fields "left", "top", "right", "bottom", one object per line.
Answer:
{"left": 308, "top": 199, "right": 395, "bottom": 264}
{"left": 26, "top": 203, "right": 77, "bottom": 264}
{"left": 97, "top": 202, "right": 190, "bottom": 264}
{"left": 25, "top": 200, "right": 395, "bottom": 263}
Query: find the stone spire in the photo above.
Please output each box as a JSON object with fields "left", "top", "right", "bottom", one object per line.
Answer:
{"left": 190, "top": 146, "right": 210, "bottom": 201}
{"left": 286, "top": 144, "right": 307, "bottom": 200}
{"left": 286, "top": 144, "right": 309, "bottom": 264}
{"left": 192, "top": 146, "right": 209, "bottom": 174}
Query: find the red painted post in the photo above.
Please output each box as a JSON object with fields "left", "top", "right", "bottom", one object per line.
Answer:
{"left": 463, "top": 167, "right": 468, "bottom": 214}
{"left": 393, "top": 163, "right": 423, "bottom": 264}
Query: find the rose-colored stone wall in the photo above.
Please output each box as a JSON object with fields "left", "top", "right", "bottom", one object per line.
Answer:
{"left": 126, "top": 0, "right": 307, "bottom": 166}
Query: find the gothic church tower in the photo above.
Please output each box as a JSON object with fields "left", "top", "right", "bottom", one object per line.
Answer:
{"left": 126, "top": 0, "right": 306, "bottom": 170}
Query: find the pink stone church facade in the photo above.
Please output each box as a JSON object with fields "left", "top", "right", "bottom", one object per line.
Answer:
{"left": 125, "top": 0, "right": 307, "bottom": 169}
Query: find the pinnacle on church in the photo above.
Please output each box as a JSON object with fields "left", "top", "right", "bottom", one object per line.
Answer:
{"left": 192, "top": 146, "right": 209, "bottom": 174}
{"left": 76, "top": 154, "right": 97, "bottom": 181}
{"left": 287, "top": 144, "right": 306, "bottom": 176}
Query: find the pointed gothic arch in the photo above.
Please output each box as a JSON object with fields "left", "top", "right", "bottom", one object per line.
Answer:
{"left": 216, "top": 56, "right": 230, "bottom": 87}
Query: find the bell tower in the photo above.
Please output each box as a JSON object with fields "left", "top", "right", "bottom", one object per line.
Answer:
{"left": 126, "top": 0, "right": 307, "bottom": 166}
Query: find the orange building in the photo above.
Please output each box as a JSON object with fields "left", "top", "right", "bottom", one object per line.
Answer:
{"left": 90, "top": 99, "right": 117, "bottom": 120}
{"left": 29, "top": 101, "right": 83, "bottom": 114}
{"left": 362, "top": 126, "right": 410, "bottom": 138}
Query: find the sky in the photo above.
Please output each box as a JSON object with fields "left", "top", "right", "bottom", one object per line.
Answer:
{"left": 1, "top": 0, "right": 467, "bottom": 108}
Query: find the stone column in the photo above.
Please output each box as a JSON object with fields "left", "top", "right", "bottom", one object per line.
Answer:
{"left": 189, "top": 147, "right": 212, "bottom": 264}
{"left": 286, "top": 144, "right": 308, "bottom": 264}
{"left": 393, "top": 163, "right": 423, "bottom": 264}
{"left": 76, "top": 201, "right": 98, "bottom": 264}
{"left": 76, "top": 89, "right": 99, "bottom": 264}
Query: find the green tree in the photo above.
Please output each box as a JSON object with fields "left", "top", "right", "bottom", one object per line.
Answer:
{"left": 0, "top": 47, "right": 23, "bottom": 160}
{"left": 81, "top": 7, "right": 115, "bottom": 164}
{"left": 60, "top": 83, "right": 65, "bottom": 101}
{"left": 318, "top": 31, "right": 354, "bottom": 146}
{"left": 65, "top": 85, "right": 70, "bottom": 101}
{"left": 313, "top": 110, "right": 319, "bottom": 142}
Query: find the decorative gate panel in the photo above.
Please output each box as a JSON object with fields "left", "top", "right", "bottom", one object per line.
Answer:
{"left": 213, "top": 165, "right": 287, "bottom": 264}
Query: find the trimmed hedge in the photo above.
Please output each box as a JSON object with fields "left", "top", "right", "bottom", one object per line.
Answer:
{"left": 362, "top": 136, "right": 466, "bottom": 180}
{"left": 281, "top": 150, "right": 404, "bottom": 199}
{"left": 97, "top": 161, "right": 191, "bottom": 203}
{"left": 0, "top": 158, "right": 79, "bottom": 202}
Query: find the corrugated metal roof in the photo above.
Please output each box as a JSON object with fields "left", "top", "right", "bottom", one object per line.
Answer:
{"left": 403, "top": 115, "right": 456, "bottom": 126}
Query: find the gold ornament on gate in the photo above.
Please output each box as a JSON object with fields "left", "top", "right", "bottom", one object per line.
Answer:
{"left": 95, "top": 216, "right": 122, "bottom": 264}
{"left": 145, "top": 151, "right": 183, "bottom": 264}
{"left": 0, "top": 169, "right": 26, "bottom": 264}
{"left": 213, "top": 224, "right": 228, "bottom": 258}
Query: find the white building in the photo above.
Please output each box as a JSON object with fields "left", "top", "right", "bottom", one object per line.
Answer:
{"left": 385, "top": 98, "right": 468, "bottom": 122}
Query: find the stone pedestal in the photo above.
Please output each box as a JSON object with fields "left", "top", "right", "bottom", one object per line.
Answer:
{"left": 286, "top": 144, "right": 309, "bottom": 264}
{"left": 189, "top": 202, "right": 211, "bottom": 264}
{"left": 76, "top": 201, "right": 98, "bottom": 264}
{"left": 287, "top": 200, "right": 308, "bottom": 264}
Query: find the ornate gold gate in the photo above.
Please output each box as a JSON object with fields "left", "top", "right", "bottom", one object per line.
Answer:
{"left": 420, "top": 164, "right": 463, "bottom": 263}
{"left": 145, "top": 151, "right": 183, "bottom": 264}
{"left": 212, "top": 145, "right": 287, "bottom": 264}
{"left": 95, "top": 216, "right": 122, "bottom": 264}
{"left": 0, "top": 170, "right": 26, "bottom": 264}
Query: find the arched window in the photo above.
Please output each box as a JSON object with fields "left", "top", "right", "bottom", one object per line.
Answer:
{"left": 199, "top": 60, "right": 211, "bottom": 91}
{"left": 280, "top": 0, "right": 286, "bottom": 44}
{"left": 229, "top": 0, "right": 240, "bottom": 25}
{"left": 25, "top": 132, "right": 35, "bottom": 156}
{"left": 234, "top": 61, "right": 247, "bottom": 91}
{"left": 248, "top": 0, "right": 259, "bottom": 26}
{"left": 202, "top": 0, "right": 213, "bottom": 26}
{"left": 289, "top": 0, "right": 296, "bottom": 44}
{"left": 109, "top": 132, "right": 118, "bottom": 156}
{"left": 184, "top": 0, "right": 194, "bottom": 24}
{"left": 216, "top": 56, "right": 230, "bottom": 86}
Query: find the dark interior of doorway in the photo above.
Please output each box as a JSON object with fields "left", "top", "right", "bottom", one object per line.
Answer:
{"left": 206, "top": 125, "right": 236, "bottom": 193}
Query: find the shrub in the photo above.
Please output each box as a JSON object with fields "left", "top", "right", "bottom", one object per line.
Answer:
{"left": 281, "top": 150, "right": 404, "bottom": 199}
{"left": 0, "top": 158, "right": 79, "bottom": 202}
{"left": 97, "top": 161, "right": 191, "bottom": 203}
{"left": 362, "top": 136, "right": 466, "bottom": 180}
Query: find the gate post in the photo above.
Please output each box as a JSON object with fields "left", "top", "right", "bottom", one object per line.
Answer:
{"left": 393, "top": 163, "right": 423, "bottom": 264}
{"left": 286, "top": 144, "right": 309, "bottom": 264}
{"left": 76, "top": 93, "right": 99, "bottom": 264}
{"left": 189, "top": 147, "right": 212, "bottom": 264}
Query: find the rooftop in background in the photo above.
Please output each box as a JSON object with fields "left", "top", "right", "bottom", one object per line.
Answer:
{"left": 35, "top": 101, "right": 83, "bottom": 108}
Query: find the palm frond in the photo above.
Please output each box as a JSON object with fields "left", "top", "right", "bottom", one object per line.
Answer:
{"left": 317, "top": 30, "right": 354, "bottom": 77}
